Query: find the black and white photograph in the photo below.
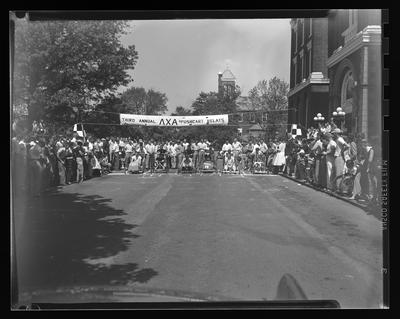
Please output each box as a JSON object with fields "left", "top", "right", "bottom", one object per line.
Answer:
{"left": 10, "top": 10, "right": 388, "bottom": 309}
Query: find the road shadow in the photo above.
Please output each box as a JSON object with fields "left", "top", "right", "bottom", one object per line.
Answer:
{"left": 15, "top": 189, "right": 158, "bottom": 292}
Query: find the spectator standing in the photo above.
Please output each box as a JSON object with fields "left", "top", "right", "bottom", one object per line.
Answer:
{"left": 272, "top": 138, "right": 286, "bottom": 174}
{"left": 65, "top": 142, "right": 75, "bottom": 184}
{"left": 189, "top": 140, "right": 197, "bottom": 170}
{"left": 285, "top": 134, "right": 296, "bottom": 176}
{"left": 332, "top": 129, "right": 349, "bottom": 191}
{"left": 56, "top": 141, "right": 67, "bottom": 185}
{"left": 310, "top": 133, "right": 324, "bottom": 186}
{"left": 74, "top": 140, "right": 85, "bottom": 183}
{"left": 28, "top": 138, "right": 43, "bottom": 197}
{"left": 197, "top": 139, "right": 207, "bottom": 170}
{"left": 324, "top": 133, "right": 337, "bottom": 190}
{"left": 295, "top": 149, "right": 307, "bottom": 180}
{"left": 232, "top": 138, "right": 242, "bottom": 169}
{"left": 175, "top": 141, "right": 185, "bottom": 172}
{"left": 113, "top": 138, "right": 121, "bottom": 171}
{"left": 146, "top": 140, "right": 156, "bottom": 174}
{"left": 124, "top": 140, "right": 133, "bottom": 174}
{"left": 318, "top": 136, "right": 328, "bottom": 189}
{"left": 360, "top": 139, "right": 375, "bottom": 201}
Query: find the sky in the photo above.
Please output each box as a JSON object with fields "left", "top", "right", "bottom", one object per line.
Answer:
{"left": 120, "top": 19, "right": 290, "bottom": 115}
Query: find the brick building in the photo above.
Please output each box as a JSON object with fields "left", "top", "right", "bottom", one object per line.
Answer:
{"left": 327, "top": 9, "right": 381, "bottom": 143}
{"left": 288, "top": 10, "right": 382, "bottom": 143}
{"left": 217, "top": 69, "right": 268, "bottom": 141}
{"left": 287, "top": 17, "right": 330, "bottom": 130}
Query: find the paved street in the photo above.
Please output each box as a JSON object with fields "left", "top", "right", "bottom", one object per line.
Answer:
{"left": 14, "top": 173, "right": 383, "bottom": 308}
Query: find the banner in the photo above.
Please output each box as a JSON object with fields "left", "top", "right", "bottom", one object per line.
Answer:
{"left": 120, "top": 114, "right": 229, "bottom": 126}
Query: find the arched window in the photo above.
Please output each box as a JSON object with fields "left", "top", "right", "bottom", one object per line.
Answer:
{"left": 340, "top": 69, "right": 354, "bottom": 113}
{"left": 340, "top": 69, "right": 356, "bottom": 133}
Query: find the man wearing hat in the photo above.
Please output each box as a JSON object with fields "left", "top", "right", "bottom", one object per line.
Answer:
{"left": 332, "top": 128, "right": 349, "bottom": 191}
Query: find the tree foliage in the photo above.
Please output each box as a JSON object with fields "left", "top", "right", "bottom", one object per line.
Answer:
{"left": 248, "top": 77, "right": 289, "bottom": 139}
{"left": 13, "top": 19, "right": 139, "bottom": 126}
{"left": 120, "top": 87, "right": 168, "bottom": 115}
{"left": 248, "top": 77, "right": 289, "bottom": 111}
{"left": 171, "top": 106, "right": 193, "bottom": 116}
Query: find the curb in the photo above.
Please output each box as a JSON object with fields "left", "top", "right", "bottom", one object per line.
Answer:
{"left": 279, "top": 173, "right": 369, "bottom": 211}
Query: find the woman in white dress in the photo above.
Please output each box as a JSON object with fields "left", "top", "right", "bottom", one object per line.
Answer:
{"left": 272, "top": 138, "right": 286, "bottom": 174}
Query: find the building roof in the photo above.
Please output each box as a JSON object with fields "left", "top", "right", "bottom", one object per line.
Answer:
{"left": 249, "top": 123, "right": 264, "bottom": 131}
{"left": 221, "top": 68, "right": 236, "bottom": 81}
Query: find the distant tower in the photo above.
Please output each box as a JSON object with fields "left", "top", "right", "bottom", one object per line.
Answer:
{"left": 218, "top": 68, "right": 236, "bottom": 96}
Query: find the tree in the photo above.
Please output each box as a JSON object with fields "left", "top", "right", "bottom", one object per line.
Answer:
{"left": 120, "top": 87, "right": 147, "bottom": 114}
{"left": 248, "top": 77, "right": 289, "bottom": 140}
{"left": 171, "top": 106, "right": 192, "bottom": 116}
{"left": 13, "top": 19, "right": 139, "bottom": 126}
{"left": 144, "top": 89, "right": 168, "bottom": 115}
{"left": 120, "top": 87, "right": 168, "bottom": 115}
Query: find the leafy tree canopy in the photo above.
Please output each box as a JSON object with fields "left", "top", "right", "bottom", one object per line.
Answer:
{"left": 13, "top": 19, "right": 139, "bottom": 125}
{"left": 248, "top": 77, "right": 289, "bottom": 139}
{"left": 120, "top": 87, "right": 168, "bottom": 115}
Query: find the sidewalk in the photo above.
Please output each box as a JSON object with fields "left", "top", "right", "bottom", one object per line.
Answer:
{"left": 279, "top": 173, "right": 370, "bottom": 211}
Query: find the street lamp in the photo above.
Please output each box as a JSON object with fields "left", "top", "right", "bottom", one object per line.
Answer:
{"left": 313, "top": 113, "right": 325, "bottom": 125}
{"left": 332, "top": 107, "right": 346, "bottom": 130}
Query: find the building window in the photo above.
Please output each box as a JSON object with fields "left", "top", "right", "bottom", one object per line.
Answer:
{"left": 291, "top": 29, "right": 296, "bottom": 55}
{"left": 302, "top": 19, "right": 305, "bottom": 45}
{"left": 340, "top": 69, "right": 356, "bottom": 133}
{"left": 262, "top": 112, "right": 268, "bottom": 122}
{"left": 309, "top": 18, "right": 312, "bottom": 37}
{"left": 300, "top": 56, "right": 304, "bottom": 81}
{"left": 292, "top": 59, "right": 297, "bottom": 87}
{"left": 304, "top": 50, "right": 309, "bottom": 79}
{"left": 304, "top": 18, "right": 310, "bottom": 39}
{"left": 297, "top": 19, "right": 303, "bottom": 49}
{"left": 308, "top": 49, "right": 312, "bottom": 75}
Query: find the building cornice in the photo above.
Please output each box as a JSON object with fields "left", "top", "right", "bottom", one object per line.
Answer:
{"left": 327, "top": 25, "right": 381, "bottom": 68}
{"left": 288, "top": 72, "right": 330, "bottom": 97}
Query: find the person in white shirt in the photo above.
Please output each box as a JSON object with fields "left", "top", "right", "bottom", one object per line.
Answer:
{"left": 166, "top": 141, "right": 175, "bottom": 169}
{"left": 259, "top": 139, "right": 268, "bottom": 154}
{"left": 124, "top": 141, "right": 134, "bottom": 174}
{"left": 332, "top": 129, "right": 349, "bottom": 187}
{"left": 231, "top": 138, "right": 242, "bottom": 168}
{"left": 222, "top": 140, "right": 232, "bottom": 153}
{"left": 145, "top": 140, "right": 156, "bottom": 173}
{"left": 322, "top": 133, "right": 337, "bottom": 190}
{"left": 197, "top": 139, "right": 207, "bottom": 170}
{"left": 88, "top": 138, "right": 94, "bottom": 152}
{"left": 204, "top": 139, "right": 211, "bottom": 150}
{"left": 252, "top": 141, "right": 260, "bottom": 155}
{"left": 191, "top": 141, "right": 199, "bottom": 170}
{"left": 182, "top": 139, "right": 189, "bottom": 152}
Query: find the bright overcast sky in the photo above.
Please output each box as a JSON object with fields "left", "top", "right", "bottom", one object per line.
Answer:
{"left": 120, "top": 19, "right": 291, "bottom": 114}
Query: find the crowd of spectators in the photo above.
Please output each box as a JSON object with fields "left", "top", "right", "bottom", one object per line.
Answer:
{"left": 282, "top": 122, "right": 381, "bottom": 208}
{"left": 11, "top": 120, "right": 381, "bottom": 209}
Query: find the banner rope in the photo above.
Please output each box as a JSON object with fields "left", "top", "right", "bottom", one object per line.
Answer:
{"left": 82, "top": 108, "right": 296, "bottom": 116}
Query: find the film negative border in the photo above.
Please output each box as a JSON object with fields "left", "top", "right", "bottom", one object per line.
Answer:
{"left": 381, "top": 8, "right": 389, "bottom": 309}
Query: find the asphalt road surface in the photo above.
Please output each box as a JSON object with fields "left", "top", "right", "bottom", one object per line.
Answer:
{"left": 14, "top": 172, "right": 383, "bottom": 308}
